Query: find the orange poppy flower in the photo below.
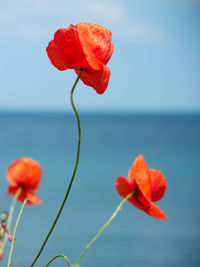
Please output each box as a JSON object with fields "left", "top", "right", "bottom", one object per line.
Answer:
{"left": 115, "top": 154, "right": 167, "bottom": 219}
{"left": 6, "top": 158, "right": 42, "bottom": 205}
{"left": 46, "top": 23, "right": 114, "bottom": 94}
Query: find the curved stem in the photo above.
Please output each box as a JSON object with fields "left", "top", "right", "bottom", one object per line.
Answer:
{"left": 0, "top": 187, "right": 22, "bottom": 252}
{"left": 29, "top": 70, "right": 83, "bottom": 267}
{"left": 45, "top": 254, "right": 71, "bottom": 267}
{"left": 74, "top": 192, "right": 133, "bottom": 266}
{"left": 7, "top": 198, "right": 29, "bottom": 267}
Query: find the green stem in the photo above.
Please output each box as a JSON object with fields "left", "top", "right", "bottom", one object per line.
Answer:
{"left": 7, "top": 198, "right": 29, "bottom": 267}
{"left": 45, "top": 254, "right": 71, "bottom": 267}
{"left": 74, "top": 192, "right": 133, "bottom": 266}
{"left": 0, "top": 187, "right": 22, "bottom": 252}
{"left": 29, "top": 70, "right": 83, "bottom": 267}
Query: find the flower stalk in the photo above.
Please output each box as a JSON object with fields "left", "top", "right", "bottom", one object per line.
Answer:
{"left": 45, "top": 254, "right": 71, "bottom": 267}
{"left": 0, "top": 187, "right": 22, "bottom": 254}
{"left": 7, "top": 197, "right": 29, "bottom": 267}
{"left": 30, "top": 70, "right": 83, "bottom": 267}
{"left": 74, "top": 192, "right": 133, "bottom": 266}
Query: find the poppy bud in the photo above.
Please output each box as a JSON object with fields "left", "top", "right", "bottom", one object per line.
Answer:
{"left": 1, "top": 211, "right": 8, "bottom": 222}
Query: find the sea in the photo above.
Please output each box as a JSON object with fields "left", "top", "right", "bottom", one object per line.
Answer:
{"left": 0, "top": 111, "right": 199, "bottom": 267}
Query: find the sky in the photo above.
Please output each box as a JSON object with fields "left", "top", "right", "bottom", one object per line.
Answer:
{"left": 0, "top": 0, "right": 199, "bottom": 112}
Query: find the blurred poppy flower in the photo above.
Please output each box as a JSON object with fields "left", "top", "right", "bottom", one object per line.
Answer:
{"left": 46, "top": 22, "right": 114, "bottom": 94}
{"left": 6, "top": 158, "right": 42, "bottom": 205}
{"left": 115, "top": 154, "right": 167, "bottom": 219}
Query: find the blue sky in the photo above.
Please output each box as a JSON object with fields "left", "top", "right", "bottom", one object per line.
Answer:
{"left": 0, "top": 0, "right": 199, "bottom": 112}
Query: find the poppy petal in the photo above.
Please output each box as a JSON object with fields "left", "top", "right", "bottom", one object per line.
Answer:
{"left": 115, "top": 176, "right": 132, "bottom": 197}
{"left": 150, "top": 169, "right": 167, "bottom": 202}
{"left": 115, "top": 176, "right": 150, "bottom": 214}
{"left": 53, "top": 26, "right": 84, "bottom": 68}
{"left": 75, "top": 64, "right": 110, "bottom": 94}
{"left": 128, "top": 164, "right": 134, "bottom": 185}
{"left": 131, "top": 154, "right": 151, "bottom": 202}
{"left": 53, "top": 27, "right": 100, "bottom": 72}
{"left": 6, "top": 158, "right": 42, "bottom": 192}
{"left": 76, "top": 23, "right": 114, "bottom": 65}
{"left": 7, "top": 185, "right": 41, "bottom": 205}
{"left": 148, "top": 202, "right": 167, "bottom": 220}
{"left": 46, "top": 40, "right": 69, "bottom": 71}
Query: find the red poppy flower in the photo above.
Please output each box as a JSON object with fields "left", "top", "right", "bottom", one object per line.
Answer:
{"left": 6, "top": 158, "right": 42, "bottom": 205}
{"left": 115, "top": 154, "right": 167, "bottom": 219}
{"left": 46, "top": 22, "right": 114, "bottom": 94}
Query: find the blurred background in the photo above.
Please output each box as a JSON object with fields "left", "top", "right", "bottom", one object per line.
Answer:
{"left": 0, "top": 0, "right": 200, "bottom": 266}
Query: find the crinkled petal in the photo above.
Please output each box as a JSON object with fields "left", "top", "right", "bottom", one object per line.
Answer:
{"left": 46, "top": 40, "right": 69, "bottom": 71}
{"left": 76, "top": 23, "right": 114, "bottom": 65}
{"left": 52, "top": 27, "right": 100, "bottom": 72}
{"left": 7, "top": 185, "right": 41, "bottom": 205}
{"left": 131, "top": 154, "right": 151, "bottom": 202}
{"left": 6, "top": 158, "right": 42, "bottom": 191}
{"left": 150, "top": 169, "right": 167, "bottom": 202}
{"left": 75, "top": 64, "right": 111, "bottom": 94}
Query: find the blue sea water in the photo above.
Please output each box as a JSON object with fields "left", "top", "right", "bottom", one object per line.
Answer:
{"left": 0, "top": 112, "right": 200, "bottom": 267}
